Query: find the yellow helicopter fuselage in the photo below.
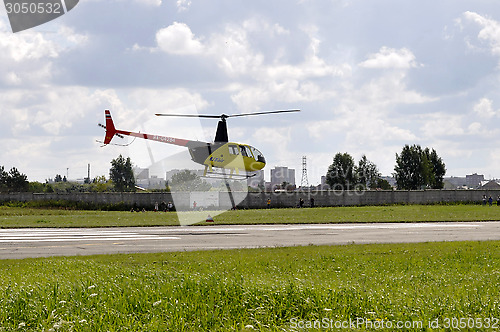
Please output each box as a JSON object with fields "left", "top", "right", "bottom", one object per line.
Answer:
{"left": 189, "top": 142, "right": 266, "bottom": 174}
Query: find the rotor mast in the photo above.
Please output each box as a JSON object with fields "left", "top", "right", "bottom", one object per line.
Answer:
{"left": 214, "top": 118, "right": 229, "bottom": 143}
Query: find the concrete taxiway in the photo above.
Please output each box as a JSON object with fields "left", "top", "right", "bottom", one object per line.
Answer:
{"left": 1, "top": 222, "right": 500, "bottom": 259}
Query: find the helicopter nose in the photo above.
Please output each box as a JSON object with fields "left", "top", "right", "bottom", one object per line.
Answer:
{"left": 249, "top": 160, "right": 266, "bottom": 171}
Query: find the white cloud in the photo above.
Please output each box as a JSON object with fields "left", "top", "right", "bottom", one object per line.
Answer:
{"left": 5, "top": 72, "right": 21, "bottom": 85}
{"left": 463, "top": 11, "right": 500, "bottom": 57}
{"left": 127, "top": 88, "right": 208, "bottom": 111}
{"left": 0, "top": 87, "right": 119, "bottom": 135}
{"left": 176, "top": 0, "right": 191, "bottom": 12}
{"left": 0, "top": 23, "right": 87, "bottom": 86}
{"left": 0, "top": 31, "right": 59, "bottom": 62}
{"left": 351, "top": 71, "right": 434, "bottom": 107}
{"left": 468, "top": 122, "right": 482, "bottom": 135}
{"left": 155, "top": 22, "right": 204, "bottom": 55}
{"left": 251, "top": 127, "right": 294, "bottom": 163}
{"left": 266, "top": 53, "right": 348, "bottom": 81}
{"left": 134, "top": 0, "right": 162, "bottom": 6}
{"left": 151, "top": 20, "right": 348, "bottom": 110}
{"left": 473, "top": 97, "right": 498, "bottom": 118}
{"left": 207, "top": 23, "right": 265, "bottom": 77}
{"left": 141, "top": 19, "right": 348, "bottom": 113}
{"left": 209, "top": 22, "right": 348, "bottom": 111}
{"left": 242, "top": 17, "right": 289, "bottom": 36}
{"left": 359, "top": 47, "right": 420, "bottom": 69}
{"left": 466, "top": 120, "right": 498, "bottom": 138}
{"left": 421, "top": 113, "right": 464, "bottom": 138}
{"left": 304, "top": 54, "right": 435, "bottom": 159}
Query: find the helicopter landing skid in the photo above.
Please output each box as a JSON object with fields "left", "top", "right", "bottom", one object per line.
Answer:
{"left": 202, "top": 167, "right": 256, "bottom": 180}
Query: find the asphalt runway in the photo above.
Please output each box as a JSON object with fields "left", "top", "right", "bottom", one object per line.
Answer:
{"left": 1, "top": 222, "right": 500, "bottom": 259}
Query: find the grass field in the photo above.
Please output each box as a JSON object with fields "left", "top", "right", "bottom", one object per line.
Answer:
{"left": 1, "top": 204, "right": 500, "bottom": 228}
{"left": 0, "top": 241, "right": 498, "bottom": 330}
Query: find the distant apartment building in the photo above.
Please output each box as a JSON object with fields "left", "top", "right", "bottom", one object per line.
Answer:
{"left": 134, "top": 167, "right": 149, "bottom": 181}
{"left": 134, "top": 167, "right": 166, "bottom": 189}
{"left": 319, "top": 175, "right": 330, "bottom": 190}
{"left": 270, "top": 166, "right": 295, "bottom": 189}
{"left": 466, "top": 173, "right": 484, "bottom": 189}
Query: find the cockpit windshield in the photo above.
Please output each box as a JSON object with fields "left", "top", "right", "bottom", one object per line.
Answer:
{"left": 250, "top": 146, "right": 265, "bottom": 163}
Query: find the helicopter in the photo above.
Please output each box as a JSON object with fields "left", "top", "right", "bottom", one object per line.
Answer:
{"left": 100, "top": 109, "right": 300, "bottom": 178}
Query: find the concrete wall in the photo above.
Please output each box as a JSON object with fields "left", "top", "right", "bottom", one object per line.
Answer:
{"left": 1, "top": 189, "right": 499, "bottom": 209}
{"left": 241, "top": 189, "right": 495, "bottom": 208}
{"left": 0, "top": 192, "right": 175, "bottom": 208}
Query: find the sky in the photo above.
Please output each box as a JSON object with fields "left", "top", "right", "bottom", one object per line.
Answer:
{"left": 1, "top": 0, "right": 500, "bottom": 185}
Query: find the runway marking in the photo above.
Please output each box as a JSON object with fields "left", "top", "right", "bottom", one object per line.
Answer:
{"left": 0, "top": 229, "right": 180, "bottom": 243}
{"left": 0, "top": 237, "right": 180, "bottom": 243}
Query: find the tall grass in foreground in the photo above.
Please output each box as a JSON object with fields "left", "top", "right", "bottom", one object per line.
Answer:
{"left": 0, "top": 241, "right": 499, "bottom": 331}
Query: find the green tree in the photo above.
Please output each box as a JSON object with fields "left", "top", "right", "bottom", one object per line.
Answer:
{"left": 356, "top": 155, "right": 382, "bottom": 189}
{"left": 28, "top": 182, "right": 45, "bottom": 193}
{"left": 394, "top": 145, "right": 446, "bottom": 190}
{"left": 0, "top": 166, "right": 7, "bottom": 193}
{"left": 376, "top": 178, "right": 393, "bottom": 190}
{"left": 91, "top": 176, "right": 113, "bottom": 192}
{"left": 326, "top": 153, "right": 357, "bottom": 190}
{"left": 169, "top": 170, "right": 211, "bottom": 192}
{"left": 6, "top": 167, "right": 29, "bottom": 192}
{"left": 109, "top": 155, "right": 136, "bottom": 192}
{"left": 28, "top": 182, "right": 54, "bottom": 193}
{"left": 424, "top": 148, "right": 446, "bottom": 189}
{"left": 394, "top": 145, "right": 425, "bottom": 190}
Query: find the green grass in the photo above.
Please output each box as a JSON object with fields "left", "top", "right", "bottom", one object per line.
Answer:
{"left": 0, "top": 241, "right": 498, "bottom": 330}
{"left": 220, "top": 204, "right": 500, "bottom": 224}
{"left": 0, "top": 206, "right": 178, "bottom": 228}
{"left": 1, "top": 204, "right": 500, "bottom": 228}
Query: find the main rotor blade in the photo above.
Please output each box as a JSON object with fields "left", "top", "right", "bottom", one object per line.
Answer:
{"left": 155, "top": 109, "right": 300, "bottom": 119}
{"left": 226, "top": 109, "right": 300, "bottom": 118}
{"left": 155, "top": 113, "right": 221, "bottom": 118}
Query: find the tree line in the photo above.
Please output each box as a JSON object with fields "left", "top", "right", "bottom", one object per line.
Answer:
{"left": 0, "top": 155, "right": 134, "bottom": 194}
{"left": 326, "top": 144, "right": 446, "bottom": 190}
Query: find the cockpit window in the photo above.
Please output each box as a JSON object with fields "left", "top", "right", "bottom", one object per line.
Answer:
{"left": 228, "top": 145, "right": 239, "bottom": 155}
{"left": 239, "top": 145, "right": 249, "bottom": 157}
